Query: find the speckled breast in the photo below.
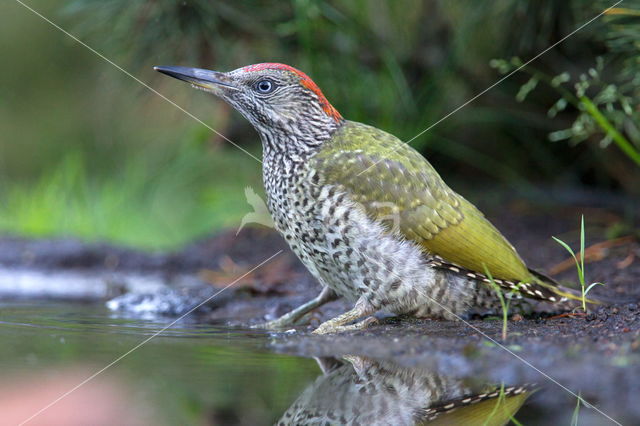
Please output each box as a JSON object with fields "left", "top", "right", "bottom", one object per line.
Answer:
{"left": 263, "top": 155, "right": 327, "bottom": 276}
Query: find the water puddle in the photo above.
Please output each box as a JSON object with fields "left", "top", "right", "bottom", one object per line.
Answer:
{"left": 0, "top": 301, "right": 631, "bottom": 425}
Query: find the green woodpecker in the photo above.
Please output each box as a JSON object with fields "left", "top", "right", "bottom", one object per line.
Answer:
{"left": 278, "top": 356, "right": 531, "bottom": 425}
{"left": 155, "top": 63, "right": 589, "bottom": 334}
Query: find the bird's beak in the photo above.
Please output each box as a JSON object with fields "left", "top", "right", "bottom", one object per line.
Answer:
{"left": 153, "top": 66, "right": 238, "bottom": 92}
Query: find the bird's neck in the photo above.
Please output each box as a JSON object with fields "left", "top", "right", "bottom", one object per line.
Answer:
{"left": 257, "top": 115, "right": 345, "bottom": 160}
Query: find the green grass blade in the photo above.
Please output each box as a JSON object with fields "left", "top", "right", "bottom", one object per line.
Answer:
{"left": 584, "top": 282, "right": 604, "bottom": 296}
{"left": 570, "top": 394, "right": 581, "bottom": 426}
{"left": 580, "top": 215, "right": 585, "bottom": 284}
{"left": 510, "top": 415, "right": 524, "bottom": 426}
{"left": 552, "top": 236, "right": 583, "bottom": 284}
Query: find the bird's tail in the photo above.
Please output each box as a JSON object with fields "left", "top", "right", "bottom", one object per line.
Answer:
{"left": 430, "top": 256, "right": 627, "bottom": 309}
{"left": 528, "top": 268, "right": 635, "bottom": 307}
{"left": 527, "top": 269, "right": 598, "bottom": 305}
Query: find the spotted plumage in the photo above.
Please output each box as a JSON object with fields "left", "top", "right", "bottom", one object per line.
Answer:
{"left": 264, "top": 141, "right": 513, "bottom": 320}
{"left": 277, "top": 357, "right": 532, "bottom": 425}
{"left": 155, "top": 62, "right": 592, "bottom": 334}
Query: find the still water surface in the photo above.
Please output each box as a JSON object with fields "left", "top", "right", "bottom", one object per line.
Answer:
{"left": 0, "top": 301, "right": 622, "bottom": 425}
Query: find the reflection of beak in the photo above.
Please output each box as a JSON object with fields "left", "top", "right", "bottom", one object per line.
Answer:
{"left": 153, "top": 66, "right": 238, "bottom": 91}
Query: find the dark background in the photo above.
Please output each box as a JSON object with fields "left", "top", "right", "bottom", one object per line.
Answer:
{"left": 1, "top": 0, "right": 638, "bottom": 249}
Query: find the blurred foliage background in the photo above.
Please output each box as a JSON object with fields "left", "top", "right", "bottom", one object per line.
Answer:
{"left": 1, "top": 0, "right": 638, "bottom": 250}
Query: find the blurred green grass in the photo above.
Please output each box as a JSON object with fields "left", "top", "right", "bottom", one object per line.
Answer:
{"left": 0, "top": 0, "right": 263, "bottom": 249}
{"left": 0, "top": 143, "right": 261, "bottom": 249}
{"left": 1, "top": 0, "right": 637, "bottom": 250}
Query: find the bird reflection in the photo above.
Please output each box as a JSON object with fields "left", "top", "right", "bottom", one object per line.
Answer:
{"left": 277, "top": 356, "right": 531, "bottom": 426}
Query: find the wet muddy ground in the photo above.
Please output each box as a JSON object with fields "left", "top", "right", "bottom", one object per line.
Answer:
{"left": 1, "top": 188, "right": 639, "bottom": 424}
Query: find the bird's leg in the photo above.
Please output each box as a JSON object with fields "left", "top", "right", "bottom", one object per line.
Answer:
{"left": 342, "top": 354, "right": 372, "bottom": 378}
{"left": 312, "top": 297, "right": 378, "bottom": 335}
{"left": 256, "top": 286, "right": 338, "bottom": 330}
{"left": 313, "top": 357, "right": 344, "bottom": 375}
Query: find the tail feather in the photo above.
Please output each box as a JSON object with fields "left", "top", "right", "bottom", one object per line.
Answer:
{"left": 424, "top": 384, "right": 534, "bottom": 424}
{"left": 428, "top": 256, "right": 601, "bottom": 306}
{"left": 531, "top": 268, "right": 639, "bottom": 305}
{"left": 528, "top": 268, "right": 601, "bottom": 306}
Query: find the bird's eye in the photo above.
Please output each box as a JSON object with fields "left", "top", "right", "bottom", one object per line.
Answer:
{"left": 255, "top": 80, "right": 275, "bottom": 94}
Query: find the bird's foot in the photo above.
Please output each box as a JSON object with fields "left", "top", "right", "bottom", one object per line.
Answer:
{"left": 253, "top": 315, "right": 302, "bottom": 330}
{"left": 252, "top": 287, "right": 338, "bottom": 331}
{"left": 311, "top": 297, "right": 377, "bottom": 334}
{"left": 312, "top": 316, "right": 378, "bottom": 335}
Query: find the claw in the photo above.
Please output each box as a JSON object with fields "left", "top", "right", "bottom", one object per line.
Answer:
{"left": 253, "top": 287, "right": 338, "bottom": 330}
{"left": 312, "top": 316, "right": 378, "bottom": 335}
{"left": 252, "top": 317, "right": 297, "bottom": 330}
{"left": 311, "top": 297, "right": 377, "bottom": 334}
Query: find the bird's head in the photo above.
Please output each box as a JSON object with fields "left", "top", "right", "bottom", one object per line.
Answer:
{"left": 155, "top": 63, "right": 344, "bottom": 153}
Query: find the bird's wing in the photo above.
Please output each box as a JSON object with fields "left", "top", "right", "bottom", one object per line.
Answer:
{"left": 313, "top": 121, "right": 532, "bottom": 282}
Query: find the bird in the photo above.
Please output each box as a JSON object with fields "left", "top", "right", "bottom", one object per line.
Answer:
{"left": 277, "top": 356, "right": 531, "bottom": 425}
{"left": 155, "top": 63, "right": 593, "bottom": 334}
